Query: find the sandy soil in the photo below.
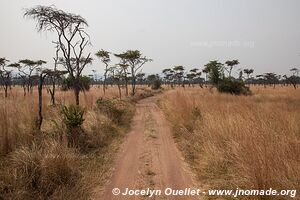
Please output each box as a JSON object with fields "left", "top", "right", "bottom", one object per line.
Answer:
{"left": 96, "top": 95, "right": 200, "bottom": 200}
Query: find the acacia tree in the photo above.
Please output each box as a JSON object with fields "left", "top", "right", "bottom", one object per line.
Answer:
{"left": 114, "top": 54, "right": 130, "bottom": 96}
{"left": 186, "top": 72, "right": 196, "bottom": 87}
{"left": 147, "top": 74, "right": 161, "bottom": 89}
{"left": 25, "top": 6, "right": 92, "bottom": 105}
{"left": 109, "top": 65, "right": 126, "bottom": 99}
{"left": 18, "top": 59, "right": 41, "bottom": 94}
{"left": 263, "top": 73, "right": 279, "bottom": 88}
{"left": 115, "top": 50, "right": 151, "bottom": 95}
{"left": 7, "top": 63, "right": 25, "bottom": 94}
{"left": 243, "top": 68, "right": 254, "bottom": 80}
{"left": 203, "top": 60, "right": 224, "bottom": 86}
{"left": 173, "top": 66, "right": 185, "bottom": 86}
{"left": 290, "top": 68, "right": 299, "bottom": 77}
{"left": 225, "top": 59, "right": 239, "bottom": 78}
{"left": 95, "top": 49, "right": 111, "bottom": 95}
{"left": 162, "top": 68, "right": 175, "bottom": 87}
{"left": 202, "top": 68, "right": 209, "bottom": 85}
{"left": 186, "top": 68, "right": 202, "bottom": 87}
{"left": 283, "top": 68, "right": 300, "bottom": 89}
{"left": 136, "top": 73, "right": 146, "bottom": 85}
{"left": 0, "top": 58, "right": 12, "bottom": 97}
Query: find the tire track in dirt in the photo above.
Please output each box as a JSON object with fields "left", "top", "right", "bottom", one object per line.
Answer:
{"left": 97, "top": 95, "right": 200, "bottom": 200}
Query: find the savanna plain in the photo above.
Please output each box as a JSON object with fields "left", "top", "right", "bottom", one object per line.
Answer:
{"left": 0, "top": 85, "right": 299, "bottom": 200}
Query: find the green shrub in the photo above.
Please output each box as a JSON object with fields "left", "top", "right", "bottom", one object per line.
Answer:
{"left": 96, "top": 98, "right": 133, "bottom": 125}
{"left": 61, "top": 76, "right": 91, "bottom": 91}
{"left": 61, "top": 105, "right": 85, "bottom": 130}
{"left": 151, "top": 79, "right": 162, "bottom": 90}
{"left": 217, "top": 78, "right": 251, "bottom": 95}
{"left": 61, "top": 105, "right": 86, "bottom": 147}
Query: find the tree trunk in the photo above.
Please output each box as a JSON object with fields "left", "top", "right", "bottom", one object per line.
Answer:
{"left": 23, "top": 85, "right": 26, "bottom": 96}
{"left": 103, "top": 76, "right": 106, "bottom": 95}
{"left": 74, "top": 87, "right": 80, "bottom": 105}
{"left": 49, "top": 76, "right": 56, "bottom": 105}
{"left": 125, "top": 78, "right": 128, "bottom": 96}
{"left": 49, "top": 89, "right": 55, "bottom": 105}
{"left": 132, "top": 79, "right": 136, "bottom": 95}
{"left": 74, "top": 80, "right": 80, "bottom": 105}
{"left": 131, "top": 68, "right": 136, "bottom": 96}
{"left": 117, "top": 82, "right": 122, "bottom": 99}
{"left": 4, "top": 85, "right": 8, "bottom": 98}
{"left": 37, "top": 74, "right": 44, "bottom": 130}
{"left": 103, "top": 65, "right": 108, "bottom": 96}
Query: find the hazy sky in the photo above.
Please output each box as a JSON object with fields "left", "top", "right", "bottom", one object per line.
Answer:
{"left": 0, "top": 0, "right": 300, "bottom": 77}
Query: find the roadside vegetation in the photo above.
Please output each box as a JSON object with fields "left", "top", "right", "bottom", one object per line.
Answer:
{"left": 160, "top": 86, "right": 300, "bottom": 200}
{"left": 1, "top": 4, "right": 300, "bottom": 200}
{"left": 0, "top": 87, "right": 139, "bottom": 199}
{"left": 0, "top": 5, "right": 154, "bottom": 200}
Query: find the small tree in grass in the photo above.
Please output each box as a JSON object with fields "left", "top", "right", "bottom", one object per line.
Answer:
{"left": 95, "top": 49, "right": 111, "bottom": 95}
{"left": 225, "top": 59, "right": 239, "bottom": 78}
{"left": 17, "top": 59, "right": 42, "bottom": 94}
{"left": 0, "top": 58, "right": 13, "bottom": 98}
{"left": 243, "top": 68, "right": 254, "bottom": 81}
{"left": 283, "top": 68, "right": 300, "bottom": 89}
{"left": 61, "top": 105, "right": 85, "bottom": 147}
{"left": 173, "top": 66, "right": 185, "bottom": 86}
{"left": 114, "top": 56, "right": 130, "bottom": 96}
{"left": 204, "top": 60, "right": 250, "bottom": 95}
{"left": 109, "top": 65, "right": 126, "bottom": 99}
{"left": 186, "top": 68, "right": 202, "bottom": 87}
{"left": 162, "top": 68, "right": 175, "bottom": 87}
{"left": 147, "top": 74, "right": 161, "bottom": 90}
{"left": 203, "top": 60, "right": 224, "bottom": 86}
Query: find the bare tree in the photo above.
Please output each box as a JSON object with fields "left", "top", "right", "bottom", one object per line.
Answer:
{"left": 25, "top": 6, "right": 92, "bottom": 105}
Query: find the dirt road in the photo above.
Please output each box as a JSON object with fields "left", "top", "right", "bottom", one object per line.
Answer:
{"left": 98, "top": 95, "right": 200, "bottom": 200}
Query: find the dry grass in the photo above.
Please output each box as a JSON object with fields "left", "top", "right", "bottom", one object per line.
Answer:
{"left": 161, "top": 86, "right": 300, "bottom": 200}
{"left": 0, "top": 85, "right": 138, "bottom": 199}
{"left": 0, "top": 85, "right": 138, "bottom": 155}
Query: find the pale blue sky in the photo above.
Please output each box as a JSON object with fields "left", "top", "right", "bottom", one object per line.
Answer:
{"left": 0, "top": 0, "right": 300, "bottom": 76}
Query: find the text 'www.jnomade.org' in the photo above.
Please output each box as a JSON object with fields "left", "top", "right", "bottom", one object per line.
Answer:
{"left": 111, "top": 187, "right": 297, "bottom": 198}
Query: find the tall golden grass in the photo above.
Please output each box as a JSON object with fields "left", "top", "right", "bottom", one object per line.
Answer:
{"left": 0, "top": 85, "right": 126, "bottom": 154}
{"left": 161, "top": 86, "right": 300, "bottom": 199}
{"left": 0, "top": 85, "right": 137, "bottom": 199}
